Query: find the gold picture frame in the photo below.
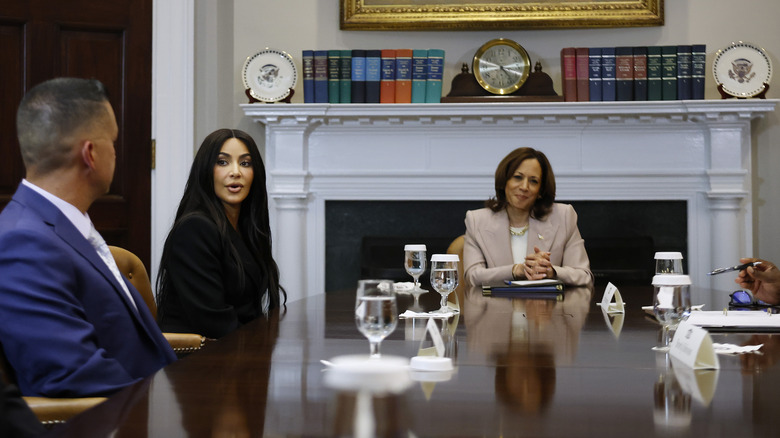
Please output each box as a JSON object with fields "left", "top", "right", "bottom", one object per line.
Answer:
{"left": 341, "top": 0, "right": 664, "bottom": 30}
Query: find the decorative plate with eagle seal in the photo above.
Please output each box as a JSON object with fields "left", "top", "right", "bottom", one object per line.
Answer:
{"left": 712, "top": 42, "right": 772, "bottom": 98}
{"left": 242, "top": 48, "right": 297, "bottom": 103}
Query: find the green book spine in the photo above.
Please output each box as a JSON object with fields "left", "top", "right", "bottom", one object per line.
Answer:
{"left": 328, "top": 50, "right": 341, "bottom": 103}
{"left": 411, "top": 49, "right": 428, "bottom": 103}
{"left": 425, "top": 49, "right": 444, "bottom": 103}
{"left": 647, "top": 46, "right": 662, "bottom": 101}
{"left": 661, "top": 46, "right": 677, "bottom": 100}
{"left": 339, "top": 49, "right": 352, "bottom": 104}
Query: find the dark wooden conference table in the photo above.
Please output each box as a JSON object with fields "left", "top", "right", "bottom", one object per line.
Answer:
{"left": 46, "top": 283, "right": 780, "bottom": 437}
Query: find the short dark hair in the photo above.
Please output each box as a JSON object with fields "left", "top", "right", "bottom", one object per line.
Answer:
{"left": 16, "top": 77, "right": 109, "bottom": 173}
{"left": 485, "top": 147, "right": 556, "bottom": 219}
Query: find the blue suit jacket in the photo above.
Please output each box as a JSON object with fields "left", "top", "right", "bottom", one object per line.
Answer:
{"left": 0, "top": 184, "right": 176, "bottom": 397}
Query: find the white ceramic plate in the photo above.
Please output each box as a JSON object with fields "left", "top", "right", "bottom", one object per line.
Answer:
{"left": 712, "top": 42, "right": 772, "bottom": 98}
{"left": 323, "top": 355, "right": 411, "bottom": 393}
{"left": 242, "top": 48, "right": 297, "bottom": 102}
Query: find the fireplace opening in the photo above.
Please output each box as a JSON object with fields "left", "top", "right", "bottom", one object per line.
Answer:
{"left": 326, "top": 200, "right": 687, "bottom": 293}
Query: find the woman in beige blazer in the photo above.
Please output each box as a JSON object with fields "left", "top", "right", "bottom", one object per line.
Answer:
{"left": 464, "top": 147, "right": 593, "bottom": 287}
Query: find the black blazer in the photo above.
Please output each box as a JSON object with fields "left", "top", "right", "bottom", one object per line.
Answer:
{"left": 157, "top": 214, "right": 265, "bottom": 338}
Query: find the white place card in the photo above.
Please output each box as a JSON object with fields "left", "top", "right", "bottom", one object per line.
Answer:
{"left": 671, "top": 360, "right": 719, "bottom": 406}
{"left": 669, "top": 321, "right": 720, "bottom": 370}
{"left": 601, "top": 306, "right": 625, "bottom": 338}
{"left": 597, "top": 282, "right": 625, "bottom": 313}
{"left": 417, "top": 317, "right": 445, "bottom": 358}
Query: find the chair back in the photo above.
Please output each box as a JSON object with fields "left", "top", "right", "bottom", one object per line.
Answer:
{"left": 109, "top": 246, "right": 206, "bottom": 354}
{"left": 446, "top": 235, "right": 467, "bottom": 312}
{"left": 108, "top": 246, "right": 157, "bottom": 318}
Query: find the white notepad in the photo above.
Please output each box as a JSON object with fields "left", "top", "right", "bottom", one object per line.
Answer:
{"left": 686, "top": 310, "right": 780, "bottom": 331}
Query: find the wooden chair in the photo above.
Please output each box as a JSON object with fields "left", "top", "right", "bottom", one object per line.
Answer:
{"left": 108, "top": 246, "right": 206, "bottom": 355}
{"left": 0, "top": 341, "right": 106, "bottom": 426}
{"left": 446, "top": 235, "right": 468, "bottom": 315}
{"left": 0, "top": 247, "right": 205, "bottom": 426}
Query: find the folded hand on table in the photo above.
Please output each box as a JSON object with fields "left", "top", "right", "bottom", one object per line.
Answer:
{"left": 520, "top": 246, "right": 553, "bottom": 281}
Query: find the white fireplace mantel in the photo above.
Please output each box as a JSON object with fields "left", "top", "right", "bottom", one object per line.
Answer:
{"left": 242, "top": 100, "right": 778, "bottom": 307}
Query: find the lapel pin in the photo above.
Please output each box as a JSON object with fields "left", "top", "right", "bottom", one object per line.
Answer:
{"left": 538, "top": 233, "right": 544, "bottom": 240}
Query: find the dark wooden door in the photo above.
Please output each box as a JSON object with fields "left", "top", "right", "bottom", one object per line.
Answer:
{"left": 0, "top": 0, "right": 153, "bottom": 265}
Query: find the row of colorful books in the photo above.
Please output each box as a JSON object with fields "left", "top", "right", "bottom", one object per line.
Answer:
{"left": 302, "top": 49, "right": 445, "bottom": 104}
{"left": 561, "top": 45, "right": 706, "bottom": 102}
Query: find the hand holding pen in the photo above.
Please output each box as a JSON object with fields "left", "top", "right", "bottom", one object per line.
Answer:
{"left": 734, "top": 258, "right": 780, "bottom": 306}
{"left": 708, "top": 261, "right": 761, "bottom": 276}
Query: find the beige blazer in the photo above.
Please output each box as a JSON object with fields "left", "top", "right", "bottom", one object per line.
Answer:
{"left": 464, "top": 203, "right": 593, "bottom": 287}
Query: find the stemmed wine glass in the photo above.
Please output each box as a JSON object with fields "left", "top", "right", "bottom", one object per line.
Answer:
{"left": 404, "top": 244, "right": 427, "bottom": 308}
{"left": 652, "top": 274, "right": 692, "bottom": 352}
{"left": 430, "top": 254, "right": 459, "bottom": 313}
{"left": 355, "top": 279, "right": 398, "bottom": 358}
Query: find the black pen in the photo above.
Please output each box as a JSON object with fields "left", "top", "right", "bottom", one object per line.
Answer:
{"left": 707, "top": 261, "right": 761, "bottom": 276}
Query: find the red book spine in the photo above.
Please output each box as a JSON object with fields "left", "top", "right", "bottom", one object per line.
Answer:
{"left": 616, "top": 47, "right": 634, "bottom": 101}
{"left": 575, "top": 47, "right": 590, "bottom": 101}
{"left": 561, "top": 47, "right": 577, "bottom": 102}
{"left": 395, "top": 49, "right": 413, "bottom": 103}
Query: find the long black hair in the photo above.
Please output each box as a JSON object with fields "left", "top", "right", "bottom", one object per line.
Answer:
{"left": 156, "top": 129, "right": 285, "bottom": 316}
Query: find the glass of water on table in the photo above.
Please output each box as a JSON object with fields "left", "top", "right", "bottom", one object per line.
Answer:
{"left": 355, "top": 279, "right": 398, "bottom": 358}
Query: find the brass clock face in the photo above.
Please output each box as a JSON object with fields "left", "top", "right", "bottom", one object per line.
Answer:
{"left": 473, "top": 39, "right": 531, "bottom": 95}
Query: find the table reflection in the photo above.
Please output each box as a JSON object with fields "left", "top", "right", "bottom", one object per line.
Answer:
{"left": 740, "top": 334, "right": 780, "bottom": 374}
{"left": 45, "top": 285, "right": 780, "bottom": 438}
{"left": 463, "top": 285, "right": 591, "bottom": 415}
{"left": 161, "top": 309, "right": 279, "bottom": 438}
{"left": 654, "top": 353, "right": 692, "bottom": 431}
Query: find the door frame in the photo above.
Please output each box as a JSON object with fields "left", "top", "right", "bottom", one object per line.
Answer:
{"left": 151, "top": 0, "right": 194, "bottom": 285}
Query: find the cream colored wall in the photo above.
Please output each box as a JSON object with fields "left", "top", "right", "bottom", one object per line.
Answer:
{"left": 196, "top": 0, "right": 780, "bottom": 263}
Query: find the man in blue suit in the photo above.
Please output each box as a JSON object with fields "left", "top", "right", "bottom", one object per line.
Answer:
{"left": 0, "top": 78, "right": 176, "bottom": 397}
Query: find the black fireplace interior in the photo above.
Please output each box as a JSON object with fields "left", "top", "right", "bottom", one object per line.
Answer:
{"left": 325, "top": 200, "right": 687, "bottom": 293}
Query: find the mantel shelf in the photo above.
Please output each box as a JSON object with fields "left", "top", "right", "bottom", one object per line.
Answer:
{"left": 242, "top": 100, "right": 778, "bottom": 125}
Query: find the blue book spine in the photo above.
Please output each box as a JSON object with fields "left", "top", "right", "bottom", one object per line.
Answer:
{"left": 327, "top": 50, "right": 341, "bottom": 104}
{"left": 691, "top": 44, "right": 706, "bottom": 100}
{"left": 588, "top": 47, "right": 602, "bottom": 102}
{"left": 302, "top": 50, "right": 314, "bottom": 103}
{"left": 313, "top": 50, "right": 328, "bottom": 103}
{"left": 411, "top": 49, "right": 428, "bottom": 103}
{"left": 601, "top": 47, "right": 616, "bottom": 101}
{"left": 677, "top": 45, "right": 692, "bottom": 100}
{"left": 425, "top": 49, "right": 444, "bottom": 103}
{"left": 365, "top": 50, "right": 381, "bottom": 103}
{"left": 351, "top": 50, "right": 366, "bottom": 103}
{"left": 339, "top": 50, "right": 352, "bottom": 104}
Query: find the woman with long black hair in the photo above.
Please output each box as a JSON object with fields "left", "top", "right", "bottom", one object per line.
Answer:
{"left": 156, "top": 129, "right": 285, "bottom": 339}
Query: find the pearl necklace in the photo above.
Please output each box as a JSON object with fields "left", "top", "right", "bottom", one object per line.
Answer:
{"left": 509, "top": 225, "right": 529, "bottom": 237}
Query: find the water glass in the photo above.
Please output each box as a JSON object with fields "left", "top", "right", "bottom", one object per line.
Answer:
{"left": 430, "top": 254, "right": 459, "bottom": 313}
{"left": 655, "top": 252, "right": 684, "bottom": 275}
{"left": 404, "top": 244, "right": 427, "bottom": 307}
{"left": 652, "top": 274, "right": 692, "bottom": 351}
{"left": 355, "top": 279, "right": 398, "bottom": 358}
